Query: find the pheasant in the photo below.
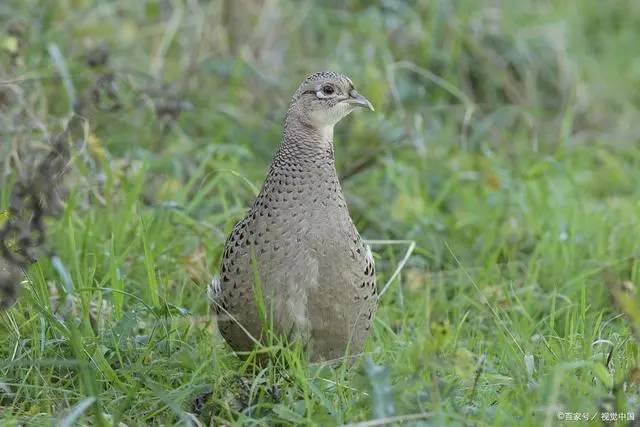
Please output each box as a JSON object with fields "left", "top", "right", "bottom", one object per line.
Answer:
{"left": 209, "top": 72, "right": 377, "bottom": 363}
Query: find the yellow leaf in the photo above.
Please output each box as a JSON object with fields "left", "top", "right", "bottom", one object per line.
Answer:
{"left": 87, "top": 131, "right": 107, "bottom": 161}
{"left": 430, "top": 318, "right": 452, "bottom": 349}
{"left": 121, "top": 21, "right": 138, "bottom": 43}
{"left": 487, "top": 174, "right": 501, "bottom": 189}
{"left": 391, "top": 193, "right": 423, "bottom": 221}
{"left": 182, "top": 241, "right": 208, "bottom": 285}
{"left": 607, "top": 276, "right": 640, "bottom": 342}
{"left": 0, "top": 210, "right": 10, "bottom": 226}
{"left": 405, "top": 268, "right": 425, "bottom": 292}
{"left": 1, "top": 36, "right": 18, "bottom": 54}
{"left": 157, "top": 179, "right": 182, "bottom": 200}
{"left": 453, "top": 348, "right": 476, "bottom": 379}
{"left": 628, "top": 366, "right": 640, "bottom": 383}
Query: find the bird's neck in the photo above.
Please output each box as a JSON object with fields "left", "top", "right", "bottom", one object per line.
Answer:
{"left": 277, "top": 116, "right": 337, "bottom": 168}
{"left": 259, "top": 116, "right": 350, "bottom": 226}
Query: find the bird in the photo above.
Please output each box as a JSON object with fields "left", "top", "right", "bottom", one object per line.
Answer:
{"left": 208, "top": 71, "right": 378, "bottom": 364}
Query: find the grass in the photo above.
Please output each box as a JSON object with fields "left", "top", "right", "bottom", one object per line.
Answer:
{"left": 1, "top": 0, "right": 640, "bottom": 425}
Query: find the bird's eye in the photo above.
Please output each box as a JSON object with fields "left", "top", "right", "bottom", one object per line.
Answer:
{"left": 321, "top": 85, "right": 335, "bottom": 95}
{"left": 315, "top": 85, "right": 337, "bottom": 99}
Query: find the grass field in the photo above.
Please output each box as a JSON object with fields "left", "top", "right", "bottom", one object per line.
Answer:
{"left": 1, "top": 0, "right": 640, "bottom": 425}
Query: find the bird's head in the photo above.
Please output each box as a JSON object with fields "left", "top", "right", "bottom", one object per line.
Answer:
{"left": 287, "top": 71, "right": 374, "bottom": 129}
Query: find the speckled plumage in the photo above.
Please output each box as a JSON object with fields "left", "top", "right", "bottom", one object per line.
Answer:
{"left": 208, "top": 72, "right": 377, "bottom": 363}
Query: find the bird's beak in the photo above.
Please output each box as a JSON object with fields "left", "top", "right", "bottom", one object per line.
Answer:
{"left": 345, "top": 91, "right": 375, "bottom": 112}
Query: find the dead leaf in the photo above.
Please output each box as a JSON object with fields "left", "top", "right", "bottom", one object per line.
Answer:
{"left": 183, "top": 241, "right": 208, "bottom": 285}
{"left": 404, "top": 268, "right": 426, "bottom": 292}
{"left": 487, "top": 174, "right": 501, "bottom": 188}
{"left": 605, "top": 271, "right": 640, "bottom": 343}
{"left": 1, "top": 36, "right": 18, "bottom": 54}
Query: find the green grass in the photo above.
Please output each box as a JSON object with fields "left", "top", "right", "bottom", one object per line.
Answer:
{"left": 2, "top": 0, "right": 640, "bottom": 425}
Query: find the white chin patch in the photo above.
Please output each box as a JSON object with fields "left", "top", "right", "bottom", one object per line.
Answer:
{"left": 311, "top": 103, "right": 353, "bottom": 127}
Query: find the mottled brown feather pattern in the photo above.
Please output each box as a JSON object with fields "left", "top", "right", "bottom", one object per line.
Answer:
{"left": 209, "top": 72, "right": 377, "bottom": 363}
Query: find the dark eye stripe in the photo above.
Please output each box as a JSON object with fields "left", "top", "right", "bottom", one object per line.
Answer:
{"left": 302, "top": 89, "right": 334, "bottom": 98}
{"left": 299, "top": 87, "right": 343, "bottom": 98}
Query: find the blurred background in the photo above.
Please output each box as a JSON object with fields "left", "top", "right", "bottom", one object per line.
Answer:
{"left": 1, "top": 0, "right": 640, "bottom": 425}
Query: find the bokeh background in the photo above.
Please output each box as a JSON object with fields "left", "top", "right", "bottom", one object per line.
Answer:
{"left": 1, "top": 0, "right": 640, "bottom": 425}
